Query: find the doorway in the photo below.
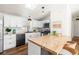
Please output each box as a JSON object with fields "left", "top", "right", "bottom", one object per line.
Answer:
{"left": 72, "top": 16, "right": 79, "bottom": 37}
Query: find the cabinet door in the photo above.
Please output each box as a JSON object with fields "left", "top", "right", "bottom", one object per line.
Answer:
{"left": 31, "top": 33, "right": 41, "bottom": 38}
{"left": 11, "top": 35, "right": 16, "bottom": 42}
{"left": 4, "top": 35, "right": 16, "bottom": 50}
{"left": 28, "top": 41, "right": 41, "bottom": 55}
{"left": 4, "top": 38, "right": 12, "bottom": 50}
{"left": 4, "top": 40, "right": 16, "bottom": 50}
{"left": 10, "top": 35, "right": 16, "bottom": 48}
{"left": 25, "top": 33, "right": 31, "bottom": 43}
{"left": 4, "top": 15, "right": 11, "bottom": 27}
{"left": 4, "top": 14, "right": 18, "bottom": 27}
{"left": 25, "top": 33, "right": 35, "bottom": 43}
{"left": 16, "top": 17, "right": 25, "bottom": 27}
{"left": 10, "top": 16, "right": 17, "bottom": 27}
{"left": 25, "top": 33, "right": 41, "bottom": 43}
{"left": 4, "top": 14, "right": 26, "bottom": 27}
{"left": 25, "top": 34, "right": 28, "bottom": 43}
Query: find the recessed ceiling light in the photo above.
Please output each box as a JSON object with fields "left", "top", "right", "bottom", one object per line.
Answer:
{"left": 28, "top": 16, "right": 32, "bottom": 21}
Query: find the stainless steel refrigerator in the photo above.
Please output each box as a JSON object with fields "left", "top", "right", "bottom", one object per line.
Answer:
{"left": 0, "top": 16, "right": 4, "bottom": 53}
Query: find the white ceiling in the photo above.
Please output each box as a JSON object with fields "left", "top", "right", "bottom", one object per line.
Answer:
{"left": 0, "top": 4, "right": 50, "bottom": 20}
{"left": 70, "top": 5, "right": 79, "bottom": 18}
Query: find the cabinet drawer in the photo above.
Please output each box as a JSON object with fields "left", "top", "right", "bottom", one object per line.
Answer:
{"left": 4, "top": 35, "right": 16, "bottom": 50}
{"left": 4, "top": 36, "right": 11, "bottom": 39}
{"left": 4, "top": 38, "right": 16, "bottom": 43}
{"left": 11, "top": 35, "right": 16, "bottom": 38}
{"left": 4, "top": 35, "right": 16, "bottom": 39}
{"left": 4, "top": 41, "right": 16, "bottom": 50}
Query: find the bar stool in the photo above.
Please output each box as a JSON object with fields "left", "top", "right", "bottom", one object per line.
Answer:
{"left": 59, "top": 41, "right": 78, "bottom": 55}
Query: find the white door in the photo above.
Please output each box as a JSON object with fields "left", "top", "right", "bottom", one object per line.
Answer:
{"left": 74, "top": 20, "right": 79, "bottom": 36}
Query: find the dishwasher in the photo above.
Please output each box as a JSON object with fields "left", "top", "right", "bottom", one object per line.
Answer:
{"left": 16, "top": 34, "right": 25, "bottom": 47}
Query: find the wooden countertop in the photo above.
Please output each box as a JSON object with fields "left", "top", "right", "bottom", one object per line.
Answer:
{"left": 29, "top": 35, "right": 71, "bottom": 55}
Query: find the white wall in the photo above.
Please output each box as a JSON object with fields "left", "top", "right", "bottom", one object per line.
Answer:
{"left": 65, "top": 5, "right": 72, "bottom": 38}
{"left": 50, "top": 5, "right": 72, "bottom": 41}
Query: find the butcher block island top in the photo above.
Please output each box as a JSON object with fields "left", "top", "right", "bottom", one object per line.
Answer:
{"left": 28, "top": 35, "right": 71, "bottom": 55}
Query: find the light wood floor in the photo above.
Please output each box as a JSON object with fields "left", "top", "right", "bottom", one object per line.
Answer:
{"left": 0, "top": 37, "right": 79, "bottom": 55}
{"left": 0, "top": 44, "right": 28, "bottom": 55}
{"left": 73, "top": 36, "right": 79, "bottom": 55}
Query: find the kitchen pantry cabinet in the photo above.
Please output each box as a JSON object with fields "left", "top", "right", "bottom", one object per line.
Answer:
{"left": 25, "top": 32, "right": 41, "bottom": 43}
{"left": 4, "top": 34, "right": 16, "bottom": 50}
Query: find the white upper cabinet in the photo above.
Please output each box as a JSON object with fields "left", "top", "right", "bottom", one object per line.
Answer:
{"left": 4, "top": 14, "right": 11, "bottom": 27}
{"left": 32, "top": 20, "right": 43, "bottom": 28}
{"left": 4, "top": 14, "right": 26, "bottom": 27}
{"left": 16, "top": 17, "right": 26, "bottom": 27}
{"left": 10, "top": 16, "right": 19, "bottom": 27}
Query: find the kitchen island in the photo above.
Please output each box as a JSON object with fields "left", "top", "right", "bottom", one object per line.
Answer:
{"left": 28, "top": 35, "right": 71, "bottom": 55}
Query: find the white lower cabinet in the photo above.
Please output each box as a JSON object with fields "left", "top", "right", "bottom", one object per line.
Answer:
{"left": 25, "top": 32, "right": 41, "bottom": 43}
{"left": 28, "top": 41, "right": 41, "bottom": 55}
{"left": 4, "top": 34, "right": 16, "bottom": 50}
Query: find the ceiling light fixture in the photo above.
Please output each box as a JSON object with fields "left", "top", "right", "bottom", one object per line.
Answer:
{"left": 42, "top": 6, "right": 45, "bottom": 9}
{"left": 42, "top": 6, "right": 45, "bottom": 15}
{"left": 28, "top": 16, "right": 32, "bottom": 21}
